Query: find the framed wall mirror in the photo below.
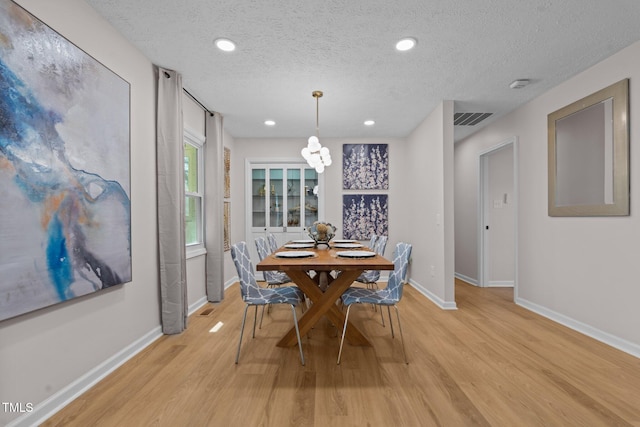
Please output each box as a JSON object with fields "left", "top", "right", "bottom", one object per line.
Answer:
{"left": 548, "top": 78, "right": 629, "bottom": 216}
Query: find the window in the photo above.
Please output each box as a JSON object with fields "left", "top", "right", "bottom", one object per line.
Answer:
{"left": 184, "top": 129, "right": 205, "bottom": 253}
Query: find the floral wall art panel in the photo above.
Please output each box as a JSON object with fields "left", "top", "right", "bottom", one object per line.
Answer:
{"left": 224, "top": 202, "right": 230, "bottom": 251}
{"left": 0, "top": 0, "right": 131, "bottom": 321}
{"left": 224, "top": 147, "right": 230, "bottom": 199}
{"left": 343, "top": 143, "right": 389, "bottom": 190}
{"left": 342, "top": 194, "right": 388, "bottom": 240}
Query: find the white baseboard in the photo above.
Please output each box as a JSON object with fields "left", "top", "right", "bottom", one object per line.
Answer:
{"left": 487, "top": 280, "right": 514, "bottom": 287}
{"left": 7, "top": 326, "right": 163, "bottom": 427}
{"left": 454, "top": 273, "right": 478, "bottom": 286}
{"left": 408, "top": 279, "right": 457, "bottom": 310}
{"left": 225, "top": 277, "right": 237, "bottom": 290}
{"left": 188, "top": 296, "right": 209, "bottom": 316}
{"left": 516, "top": 297, "right": 640, "bottom": 359}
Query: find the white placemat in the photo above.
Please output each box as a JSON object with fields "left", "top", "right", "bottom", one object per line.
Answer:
{"left": 332, "top": 243, "right": 363, "bottom": 248}
{"left": 275, "top": 251, "right": 316, "bottom": 258}
{"left": 285, "top": 243, "right": 315, "bottom": 249}
{"left": 337, "top": 250, "right": 376, "bottom": 258}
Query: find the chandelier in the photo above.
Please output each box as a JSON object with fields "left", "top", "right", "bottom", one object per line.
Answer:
{"left": 301, "top": 90, "right": 332, "bottom": 173}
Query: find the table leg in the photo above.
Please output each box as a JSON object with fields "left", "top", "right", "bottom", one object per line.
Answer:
{"left": 276, "top": 269, "right": 371, "bottom": 348}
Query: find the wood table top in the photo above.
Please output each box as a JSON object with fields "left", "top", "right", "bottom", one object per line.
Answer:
{"left": 256, "top": 246, "right": 394, "bottom": 272}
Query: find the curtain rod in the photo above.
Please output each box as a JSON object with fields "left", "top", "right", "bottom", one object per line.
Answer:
{"left": 183, "top": 88, "right": 215, "bottom": 117}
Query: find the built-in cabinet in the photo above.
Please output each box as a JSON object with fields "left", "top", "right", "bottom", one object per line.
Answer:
{"left": 246, "top": 161, "right": 324, "bottom": 265}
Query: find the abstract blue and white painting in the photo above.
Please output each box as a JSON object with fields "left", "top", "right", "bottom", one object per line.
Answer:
{"left": 343, "top": 143, "right": 389, "bottom": 190}
{"left": 342, "top": 194, "right": 388, "bottom": 240}
{"left": 0, "top": 0, "right": 131, "bottom": 321}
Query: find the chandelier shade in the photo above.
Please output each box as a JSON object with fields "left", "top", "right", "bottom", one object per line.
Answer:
{"left": 302, "top": 90, "right": 331, "bottom": 173}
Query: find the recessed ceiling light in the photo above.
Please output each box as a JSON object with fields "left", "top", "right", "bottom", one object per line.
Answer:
{"left": 264, "top": 120, "right": 276, "bottom": 126}
{"left": 214, "top": 38, "right": 236, "bottom": 52}
{"left": 364, "top": 120, "right": 375, "bottom": 126}
{"left": 395, "top": 37, "right": 417, "bottom": 51}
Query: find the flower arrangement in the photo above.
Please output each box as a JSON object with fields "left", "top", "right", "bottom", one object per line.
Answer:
{"left": 307, "top": 221, "right": 337, "bottom": 246}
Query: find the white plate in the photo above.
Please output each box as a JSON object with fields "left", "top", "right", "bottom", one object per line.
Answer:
{"left": 291, "top": 239, "right": 315, "bottom": 244}
{"left": 284, "top": 243, "right": 315, "bottom": 249}
{"left": 332, "top": 239, "right": 356, "bottom": 243}
{"left": 275, "top": 251, "right": 316, "bottom": 258}
{"left": 337, "top": 250, "right": 376, "bottom": 258}
{"left": 332, "top": 243, "right": 363, "bottom": 248}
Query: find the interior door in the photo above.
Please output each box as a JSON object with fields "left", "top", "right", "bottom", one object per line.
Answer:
{"left": 479, "top": 139, "right": 516, "bottom": 288}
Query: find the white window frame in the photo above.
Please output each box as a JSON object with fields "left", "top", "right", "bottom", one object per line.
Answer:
{"left": 184, "top": 128, "right": 207, "bottom": 258}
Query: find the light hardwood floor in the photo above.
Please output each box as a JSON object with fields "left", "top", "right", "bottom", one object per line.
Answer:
{"left": 44, "top": 279, "right": 640, "bottom": 426}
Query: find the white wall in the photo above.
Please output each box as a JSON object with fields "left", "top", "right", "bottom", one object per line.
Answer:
{"left": 403, "top": 101, "right": 456, "bottom": 308}
{"left": 1, "top": 1, "right": 161, "bottom": 425}
{"left": 455, "top": 40, "right": 640, "bottom": 354}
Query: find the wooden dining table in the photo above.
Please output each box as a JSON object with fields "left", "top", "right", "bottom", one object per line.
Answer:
{"left": 256, "top": 243, "right": 394, "bottom": 348}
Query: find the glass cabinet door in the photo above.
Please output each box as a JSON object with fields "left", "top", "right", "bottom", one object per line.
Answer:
{"left": 269, "top": 168, "right": 284, "bottom": 227}
{"left": 248, "top": 163, "right": 322, "bottom": 240}
{"left": 304, "top": 168, "right": 319, "bottom": 227}
{"left": 286, "top": 169, "right": 301, "bottom": 228}
{"left": 251, "top": 168, "right": 266, "bottom": 228}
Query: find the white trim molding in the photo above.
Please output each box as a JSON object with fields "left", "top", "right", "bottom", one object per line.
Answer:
{"left": 409, "top": 279, "right": 458, "bottom": 310}
{"left": 188, "top": 296, "right": 209, "bottom": 316}
{"left": 225, "top": 277, "right": 238, "bottom": 290}
{"left": 487, "top": 280, "right": 514, "bottom": 287}
{"left": 7, "top": 327, "right": 163, "bottom": 427}
{"left": 516, "top": 297, "right": 640, "bottom": 359}
{"left": 454, "top": 272, "right": 479, "bottom": 286}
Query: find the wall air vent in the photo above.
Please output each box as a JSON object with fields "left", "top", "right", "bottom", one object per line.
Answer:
{"left": 454, "top": 112, "right": 493, "bottom": 126}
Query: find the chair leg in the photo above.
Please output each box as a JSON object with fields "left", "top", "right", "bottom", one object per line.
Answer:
{"left": 290, "top": 304, "right": 305, "bottom": 365}
{"left": 235, "top": 304, "right": 250, "bottom": 364}
{"left": 380, "top": 302, "right": 385, "bottom": 327}
{"left": 394, "top": 305, "right": 408, "bottom": 364}
{"left": 252, "top": 305, "right": 258, "bottom": 338}
{"left": 259, "top": 305, "right": 265, "bottom": 329}
{"left": 337, "top": 304, "right": 353, "bottom": 364}
{"left": 387, "top": 305, "right": 395, "bottom": 338}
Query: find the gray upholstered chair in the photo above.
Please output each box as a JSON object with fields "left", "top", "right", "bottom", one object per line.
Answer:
{"left": 267, "top": 233, "right": 279, "bottom": 253}
{"left": 355, "top": 235, "right": 388, "bottom": 288}
{"left": 230, "top": 241, "right": 305, "bottom": 365}
{"left": 255, "top": 236, "right": 292, "bottom": 287}
{"left": 337, "top": 242, "right": 412, "bottom": 365}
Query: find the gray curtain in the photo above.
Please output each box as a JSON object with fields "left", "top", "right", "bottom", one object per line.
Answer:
{"left": 156, "top": 67, "right": 188, "bottom": 334}
{"left": 205, "top": 112, "right": 225, "bottom": 302}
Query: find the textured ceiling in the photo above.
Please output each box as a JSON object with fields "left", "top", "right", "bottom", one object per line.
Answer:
{"left": 86, "top": 0, "right": 640, "bottom": 141}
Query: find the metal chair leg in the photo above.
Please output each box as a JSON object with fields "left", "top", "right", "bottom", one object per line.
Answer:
{"left": 259, "top": 305, "right": 265, "bottom": 329}
{"left": 290, "top": 304, "right": 305, "bottom": 365}
{"left": 235, "top": 304, "right": 250, "bottom": 364}
{"left": 252, "top": 305, "right": 258, "bottom": 338}
{"left": 386, "top": 305, "right": 395, "bottom": 338}
{"left": 394, "top": 305, "right": 408, "bottom": 364}
{"left": 337, "top": 304, "right": 353, "bottom": 364}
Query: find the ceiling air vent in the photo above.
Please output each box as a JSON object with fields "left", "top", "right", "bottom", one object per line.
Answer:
{"left": 454, "top": 112, "right": 493, "bottom": 126}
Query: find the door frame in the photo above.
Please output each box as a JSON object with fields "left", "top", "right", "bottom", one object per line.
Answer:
{"left": 477, "top": 137, "right": 518, "bottom": 296}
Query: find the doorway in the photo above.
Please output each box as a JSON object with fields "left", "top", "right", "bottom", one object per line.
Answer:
{"left": 478, "top": 137, "right": 517, "bottom": 292}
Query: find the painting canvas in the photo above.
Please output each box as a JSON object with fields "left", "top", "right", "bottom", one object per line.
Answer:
{"left": 342, "top": 194, "right": 388, "bottom": 240}
{"left": 0, "top": 0, "right": 131, "bottom": 321}
{"left": 343, "top": 143, "right": 389, "bottom": 189}
{"left": 224, "top": 147, "right": 230, "bottom": 198}
{"left": 224, "top": 202, "right": 230, "bottom": 251}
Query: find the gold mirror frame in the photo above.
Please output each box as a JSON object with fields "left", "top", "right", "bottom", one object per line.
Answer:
{"left": 548, "top": 79, "right": 629, "bottom": 216}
